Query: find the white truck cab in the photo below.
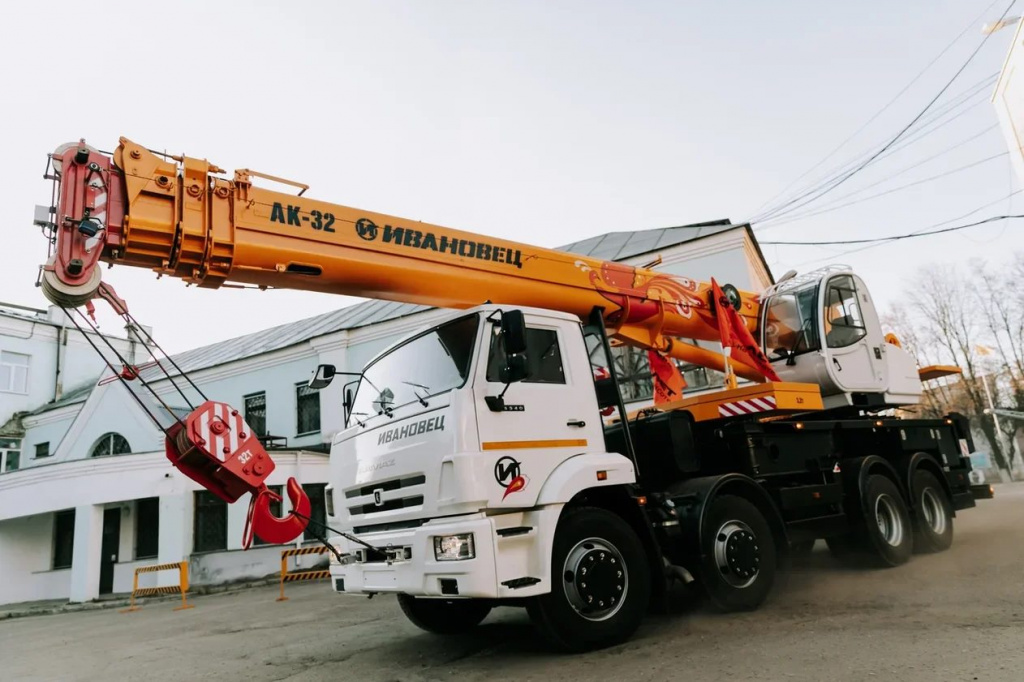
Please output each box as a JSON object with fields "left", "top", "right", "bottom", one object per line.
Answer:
{"left": 323, "top": 304, "right": 635, "bottom": 603}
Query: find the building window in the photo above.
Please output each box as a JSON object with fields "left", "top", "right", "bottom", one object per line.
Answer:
{"left": 53, "top": 509, "right": 75, "bottom": 569}
{"left": 90, "top": 432, "right": 131, "bottom": 458}
{"left": 35, "top": 442, "right": 50, "bottom": 459}
{"left": 302, "top": 483, "right": 327, "bottom": 542}
{"left": 193, "top": 491, "right": 227, "bottom": 553}
{"left": 135, "top": 497, "right": 160, "bottom": 559}
{"left": 296, "top": 383, "right": 320, "bottom": 435}
{"left": 244, "top": 392, "right": 267, "bottom": 438}
{"left": 0, "top": 437, "right": 20, "bottom": 472}
{"left": 0, "top": 351, "right": 29, "bottom": 394}
{"left": 253, "top": 485, "right": 283, "bottom": 546}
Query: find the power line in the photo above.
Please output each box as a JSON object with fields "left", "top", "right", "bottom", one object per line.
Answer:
{"left": 761, "top": 213, "right": 1024, "bottom": 246}
{"left": 748, "top": 0, "right": 1004, "bottom": 218}
{"left": 760, "top": 150, "right": 1008, "bottom": 227}
{"left": 753, "top": 77, "right": 1001, "bottom": 230}
{"left": 750, "top": 0, "right": 1015, "bottom": 224}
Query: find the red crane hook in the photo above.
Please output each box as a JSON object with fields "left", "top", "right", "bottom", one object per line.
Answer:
{"left": 244, "top": 477, "right": 311, "bottom": 547}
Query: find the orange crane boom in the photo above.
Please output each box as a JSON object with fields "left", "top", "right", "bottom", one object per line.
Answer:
{"left": 42, "top": 138, "right": 769, "bottom": 381}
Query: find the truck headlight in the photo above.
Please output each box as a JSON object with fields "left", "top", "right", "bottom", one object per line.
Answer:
{"left": 433, "top": 533, "right": 475, "bottom": 561}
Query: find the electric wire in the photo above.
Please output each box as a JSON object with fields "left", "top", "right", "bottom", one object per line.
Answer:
{"left": 752, "top": 74, "right": 999, "bottom": 227}
{"left": 750, "top": 0, "right": 1016, "bottom": 224}
{"left": 760, "top": 150, "right": 1008, "bottom": 228}
{"left": 761, "top": 213, "right": 1024, "bottom": 246}
{"left": 749, "top": 0, "right": 1005, "bottom": 218}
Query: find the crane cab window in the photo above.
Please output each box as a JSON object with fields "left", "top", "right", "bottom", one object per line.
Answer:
{"left": 486, "top": 326, "right": 566, "bottom": 384}
{"left": 824, "top": 275, "right": 867, "bottom": 348}
{"left": 763, "top": 285, "right": 820, "bottom": 359}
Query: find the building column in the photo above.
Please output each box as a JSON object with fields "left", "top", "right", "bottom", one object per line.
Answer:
{"left": 157, "top": 493, "right": 192, "bottom": 587}
{"left": 68, "top": 504, "right": 103, "bottom": 603}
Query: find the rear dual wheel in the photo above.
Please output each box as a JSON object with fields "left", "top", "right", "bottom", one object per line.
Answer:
{"left": 827, "top": 474, "right": 913, "bottom": 568}
{"left": 910, "top": 469, "right": 954, "bottom": 553}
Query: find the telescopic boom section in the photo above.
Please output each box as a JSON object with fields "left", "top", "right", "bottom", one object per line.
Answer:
{"left": 42, "top": 138, "right": 768, "bottom": 381}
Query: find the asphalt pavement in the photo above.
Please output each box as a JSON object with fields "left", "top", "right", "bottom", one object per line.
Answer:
{"left": 3, "top": 484, "right": 1023, "bottom": 682}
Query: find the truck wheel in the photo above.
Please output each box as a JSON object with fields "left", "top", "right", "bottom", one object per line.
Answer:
{"left": 396, "top": 594, "right": 491, "bottom": 634}
{"left": 526, "top": 506, "right": 650, "bottom": 653}
{"left": 911, "top": 470, "right": 954, "bottom": 553}
{"left": 860, "top": 474, "right": 914, "bottom": 567}
{"left": 698, "top": 495, "right": 777, "bottom": 612}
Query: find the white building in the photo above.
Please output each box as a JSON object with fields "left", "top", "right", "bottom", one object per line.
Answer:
{"left": 0, "top": 220, "right": 772, "bottom": 606}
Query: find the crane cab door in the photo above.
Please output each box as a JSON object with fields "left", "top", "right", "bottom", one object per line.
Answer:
{"left": 820, "top": 273, "right": 888, "bottom": 393}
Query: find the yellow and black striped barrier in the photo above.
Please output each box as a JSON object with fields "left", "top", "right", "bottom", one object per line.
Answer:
{"left": 277, "top": 546, "right": 330, "bottom": 601}
{"left": 121, "top": 561, "right": 194, "bottom": 613}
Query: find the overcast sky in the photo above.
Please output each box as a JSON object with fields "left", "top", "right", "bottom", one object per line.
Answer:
{"left": 2, "top": 1, "right": 1022, "bottom": 356}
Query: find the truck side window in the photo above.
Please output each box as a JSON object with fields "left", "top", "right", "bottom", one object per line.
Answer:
{"left": 824, "top": 275, "right": 867, "bottom": 348}
{"left": 486, "top": 326, "right": 566, "bottom": 384}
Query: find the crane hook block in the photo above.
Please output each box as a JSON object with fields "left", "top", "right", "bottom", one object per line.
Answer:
{"left": 251, "top": 478, "right": 311, "bottom": 545}
{"left": 165, "top": 400, "right": 277, "bottom": 504}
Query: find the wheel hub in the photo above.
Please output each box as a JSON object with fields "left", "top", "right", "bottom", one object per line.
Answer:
{"left": 875, "top": 494, "right": 905, "bottom": 547}
{"left": 713, "top": 521, "right": 760, "bottom": 588}
{"left": 562, "top": 538, "right": 628, "bottom": 622}
{"left": 920, "top": 488, "right": 947, "bottom": 535}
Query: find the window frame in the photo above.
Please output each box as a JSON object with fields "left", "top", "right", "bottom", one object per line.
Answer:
{"left": 244, "top": 391, "right": 268, "bottom": 438}
{"left": 53, "top": 509, "right": 75, "bottom": 570}
{"left": 824, "top": 275, "right": 868, "bottom": 349}
{"left": 193, "top": 491, "right": 228, "bottom": 553}
{"left": 0, "top": 437, "right": 20, "bottom": 473}
{"left": 485, "top": 324, "right": 567, "bottom": 385}
{"left": 35, "top": 442, "right": 51, "bottom": 459}
{"left": 0, "top": 351, "right": 30, "bottom": 395}
{"left": 89, "top": 432, "right": 131, "bottom": 458}
{"left": 295, "top": 382, "right": 321, "bottom": 437}
{"left": 134, "top": 497, "right": 160, "bottom": 560}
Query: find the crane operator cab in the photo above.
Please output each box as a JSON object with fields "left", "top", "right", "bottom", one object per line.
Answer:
{"left": 758, "top": 266, "right": 923, "bottom": 411}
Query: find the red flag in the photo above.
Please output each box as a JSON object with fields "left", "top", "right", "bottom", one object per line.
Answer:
{"left": 711, "top": 278, "right": 781, "bottom": 383}
{"left": 648, "top": 350, "right": 687, "bottom": 404}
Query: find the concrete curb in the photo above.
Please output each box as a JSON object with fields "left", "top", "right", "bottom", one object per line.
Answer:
{"left": 0, "top": 575, "right": 279, "bottom": 621}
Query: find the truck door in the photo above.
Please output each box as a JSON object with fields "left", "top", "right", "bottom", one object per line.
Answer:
{"left": 821, "top": 274, "right": 888, "bottom": 392}
{"left": 474, "top": 316, "right": 603, "bottom": 507}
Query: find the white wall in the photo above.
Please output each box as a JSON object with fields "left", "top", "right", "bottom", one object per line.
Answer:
{"left": 0, "top": 305, "right": 143, "bottom": 427}
{"left": 0, "top": 513, "right": 71, "bottom": 604}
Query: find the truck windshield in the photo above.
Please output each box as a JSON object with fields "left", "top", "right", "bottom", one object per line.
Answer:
{"left": 348, "top": 314, "right": 480, "bottom": 425}
{"left": 763, "top": 285, "right": 820, "bottom": 358}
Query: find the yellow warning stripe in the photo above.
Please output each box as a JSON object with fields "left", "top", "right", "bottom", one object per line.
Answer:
{"left": 281, "top": 546, "right": 329, "bottom": 558}
{"left": 482, "top": 439, "right": 587, "bottom": 451}
{"left": 137, "top": 561, "right": 185, "bottom": 574}
{"left": 134, "top": 586, "right": 183, "bottom": 596}
{"left": 283, "top": 571, "right": 330, "bottom": 582}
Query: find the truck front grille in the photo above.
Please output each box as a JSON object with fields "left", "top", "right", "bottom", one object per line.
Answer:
{"left": 348, "top": 494, "right": 424, "bottom": 516}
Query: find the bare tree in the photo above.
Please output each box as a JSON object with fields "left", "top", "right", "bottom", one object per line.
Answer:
{"left": 906, "top": 266, "right": 1011, "bottom": 476}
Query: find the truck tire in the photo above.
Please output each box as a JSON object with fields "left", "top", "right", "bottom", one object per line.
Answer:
{"left": 910, "top": 469, "right": 954, "bottom": 553}
{"left": 698, "top": 494, "right": 777, "bottom": 612}
{"left": 526, "top": 506, "right": 650, "bottom": 653}
{"left": 860, "top": 474, "right": 913, "bottom": 567}
{"left": 396, "top": 594, "right": 491, "bottom": 634}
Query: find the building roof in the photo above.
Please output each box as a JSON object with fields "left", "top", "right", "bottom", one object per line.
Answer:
{"left": 140, "top": 220, "right": 753, "bottom": 379}
{"left": 26, "top": 381, "right": 95, "bottom": 416}
{"left": 558, "top": 219, "right": 742, "bottom": 262}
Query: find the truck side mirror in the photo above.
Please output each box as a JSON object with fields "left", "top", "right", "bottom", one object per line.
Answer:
{"left": 309, "top": 364, "right": 336, "bottom": 389}
{"left": 499, "top": 354, "right": 528, "bottom": 384}
{"left": 500, "top": 310, "right": 528, "bottom": 355}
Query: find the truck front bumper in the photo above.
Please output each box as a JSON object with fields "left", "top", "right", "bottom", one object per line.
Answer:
{"left": 329, "top": 511, "right": 550, "bottom": 599}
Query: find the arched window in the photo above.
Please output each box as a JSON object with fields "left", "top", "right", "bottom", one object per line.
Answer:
{"left": 90, "top": 432, "right": 131, "bottom": 457}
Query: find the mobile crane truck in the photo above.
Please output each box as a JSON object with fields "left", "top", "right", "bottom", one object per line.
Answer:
{"left": 35, "top": 138, "right": 979, "bottom": 652}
